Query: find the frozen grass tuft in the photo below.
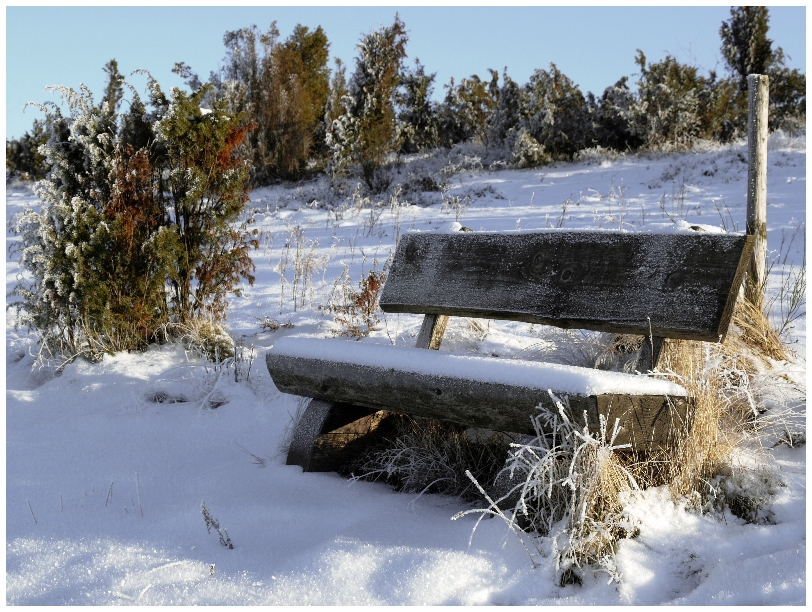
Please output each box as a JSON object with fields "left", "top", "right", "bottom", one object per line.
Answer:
{"left": 453, "top": 392, "right": 641, "bottom": 585}
{"left": 348, "top": 415, "right": 512, "bottom": 502}
{"left": 178, "top": 317, "right": 235, "bottom": 363}
{"left": 328, "top": 256, "right": 389, "bottom": 338}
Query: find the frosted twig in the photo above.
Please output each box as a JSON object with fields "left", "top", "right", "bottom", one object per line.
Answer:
{"left": 27, "top": 500, "right": 38, "bottom": 525}
{"left": 136, "top": 473, "right": 144, "bottom": 517}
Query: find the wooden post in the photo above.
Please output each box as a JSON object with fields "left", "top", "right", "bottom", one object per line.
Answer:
{"left": 415, "top": 314, "right": 448, "bottom": 350}
{"left": 746, "top": 73, "right": 769, "bottom": 309}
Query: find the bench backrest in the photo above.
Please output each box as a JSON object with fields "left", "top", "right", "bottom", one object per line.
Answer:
{"left": 379, "top": 230, "right": 754, "bottom": 343}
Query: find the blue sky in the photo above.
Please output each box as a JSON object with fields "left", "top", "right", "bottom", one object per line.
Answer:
{"left": 5, "top": 4, "right": 806, "bottom": 140}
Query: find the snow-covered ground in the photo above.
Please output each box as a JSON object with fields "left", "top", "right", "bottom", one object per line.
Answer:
{"left": 6, "top": 135, "right": 806, "bottom": 604}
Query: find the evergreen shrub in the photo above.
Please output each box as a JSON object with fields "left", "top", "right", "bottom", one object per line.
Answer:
{"left": 397, "top": 59, "right": 440, "bottom": 154}
{"left": 6, "top": 119, "right": 50, "bottom": 182}
{"left": 328, "top": 15, "right": 408, "bottom": 191}
{"left": 11, "top": 78, "right": 257, "bottom": 362}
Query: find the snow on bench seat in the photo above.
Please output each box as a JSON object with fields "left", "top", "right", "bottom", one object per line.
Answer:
{"left": 270, "top": 337, "right": 686, "bottom": 398}
{"left": 266, "top": 337, "right": 690, "bottom": 447}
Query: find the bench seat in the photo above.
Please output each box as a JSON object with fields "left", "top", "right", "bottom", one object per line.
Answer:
{"left": 267, "top": 336, "right": 690, "bottom": 449}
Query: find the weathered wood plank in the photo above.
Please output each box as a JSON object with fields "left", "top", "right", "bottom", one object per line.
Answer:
{"left": 596, "top": 395, "right": 692, "bottom": 449}
{"left": 267, "top": 347, "right": 691, "bottom": 450}
{"left": 308, "top": 410, "right": 398, "bottom": 473}
{"left": 287, "top": 229, "right": 465, "bottom": 472}
{"left": 380, "top": 231, "right": 754, "bottom": 342}
{"left": 288, "top": 303, "right": 452, "bottom": 471}
{"left": 290, "top": 311, "right": 452, "bottom": 472}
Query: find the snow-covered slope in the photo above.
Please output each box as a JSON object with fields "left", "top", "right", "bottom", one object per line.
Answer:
{"left": 6, "top": 135, "right": 806, "bottom": 604}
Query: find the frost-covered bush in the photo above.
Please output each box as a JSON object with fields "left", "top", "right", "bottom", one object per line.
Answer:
{"left": 11, "top": 79, "right": 256, "bottom": 361}
{"left": 631, "top": 52, "right": 739, "bottom": 149}
{"left": 593, "top": 77, "right": 645, "bottom": 152}
{"left": 397, "top": 59, "right": 440, "bottom": 154}
{"left": 436, "top": 71, "right": 499, "bottom": 148}
{"left": 328, "top": 15, "right": 408, "bottom": 191}
{"left": 521, "top": 64, "right": 595, "bottom": 160}
{"left": 510, "top": 129, "right": 549, "bottom": 169}
{"left": 462, "top": 63, "right": 598, "bottom": 165}
{"left": 486, "top": 69, "right": 522, "bottom": 147}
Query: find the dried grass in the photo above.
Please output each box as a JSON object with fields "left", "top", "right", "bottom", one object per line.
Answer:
{"left": 627, "top": 299, "right": 786, "bottom": 503}
{"left": 730, "top": 296, "right": 788, "bottom": 364}
{"left": 349, "top": 415, "right": 512, "bottom": 501}
{"left": 639, "top": 340, "right": 745, "bottom": 498}
{"left": 453, "top": 395, "right": 641, "bottom": 583}
{"left": 177, "top": 317, "right": 235, "bottom": 363}
{"left": 329, "top": 258, "right": 389, "bottom": 338}
{"left": 455, "top": 292, "right": 797, "bottom": 581}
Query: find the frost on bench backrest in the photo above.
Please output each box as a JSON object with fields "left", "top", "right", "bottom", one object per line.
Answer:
{"left": 379, "top": 230, "right": 754, "bottom": 343}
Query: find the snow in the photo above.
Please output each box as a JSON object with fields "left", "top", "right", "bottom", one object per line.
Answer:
{"left": 269, "top": 336, "right": 688, "bottom": 397}
{"left": 432, "top": 218, "right": 733, "bottom": 235}
{"left": 6, "top": 135, "right": 806, "bottom": 604}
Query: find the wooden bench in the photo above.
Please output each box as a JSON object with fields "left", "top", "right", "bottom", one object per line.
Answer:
{"left": 267, "top": 228, "right": 754, "bottom": 472}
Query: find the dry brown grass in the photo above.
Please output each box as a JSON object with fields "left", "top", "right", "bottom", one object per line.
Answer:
{"left": 178, "top": 316, "right": 235, "bottom": 362}
{"left": 658, "top": 340, "right": 746, "bottom": 498}
{"left": 329, "top": 265, "right": 388, "bottom": 338}
{"left": 621, "top": 295, "right": 784, "bottom": 500}
{"left": 729, "top": 296, "right": 788, "bottom": 364}
{"left": 349, "top": 415, "right": 512, "bottom": 501}
{"left": 556, "top": 432, "right": 642, "bottom": 574}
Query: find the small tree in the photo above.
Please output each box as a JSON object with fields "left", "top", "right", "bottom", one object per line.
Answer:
{"left": 720, "top": 6, "right": 776, "bottom": 94}
{"left": 397, "top": 59, "right": 439, "bottom": 153}
{"left": 719, "top": 6, "right": 806, "bottom": 133}
{"left": 100, "top": 59, "right": 125, "bottom": 116}
{"left": 522, "top": 63, "right": 594, "bottom": 160}
{"left": 281, "top": 24, "right": 331, "bottom": 156}
{"left": 767, "top": 64, "right": 806, "bottom": 133}
{"left": 487, "top": 68, "right": 522, "bottom": 148}
{"left": 329, "top": 14, "right": 408, "bottom": 190}
{"left": 324, "top": 58, "right": 348, "bottom": 141}
{"left": 197, "top": 22, "right": 332, "bottom": 183}
{"left": 593, "top": 77, "right": 645, "bottom": 152}
{"left": 254, "top": 25, "right": 331, "bottom": 179}
{"left": 437, "top": 72, "right": 498, "bottom": 147}
{"left": 633, "top": 51, "right": 709, "bottom": 148}
{"left": 147, "top": 79, "right": 257, "bottom": 322}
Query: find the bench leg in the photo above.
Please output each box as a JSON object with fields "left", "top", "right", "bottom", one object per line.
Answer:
{"left": 286, "top": 399, "right": 334, "bottom": 469}
{"left": 415, "top": 314, "right": 449, "bottom": 350}
{"left": 636, "top": 335, "right": 665, "bottom": 372}
{"left": 287, "top": 399, "right": 385, "bottom": 472}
